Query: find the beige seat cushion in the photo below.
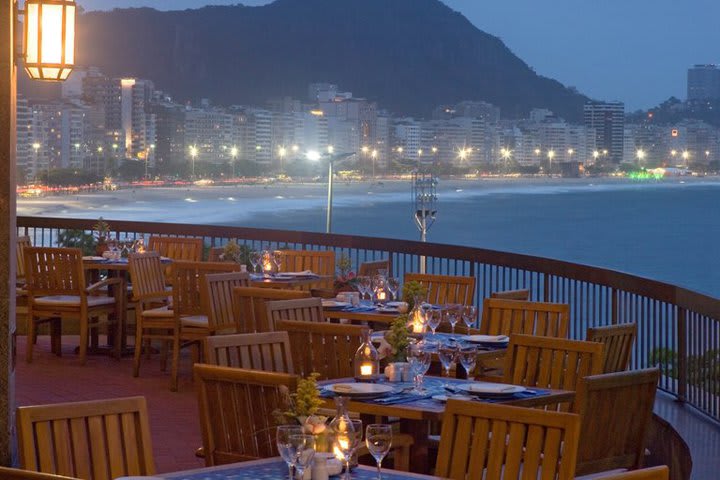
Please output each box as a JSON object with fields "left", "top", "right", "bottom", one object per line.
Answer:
{"left": 34, "top": 295, "right": 115, "bottom": 307}
{"left": 142, "top": 306, "right": 174, "bottom": 318}
{"left": 181, "top": 315, "right": 208, "bottom": 328}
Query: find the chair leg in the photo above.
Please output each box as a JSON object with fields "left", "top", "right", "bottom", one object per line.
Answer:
{"left": 133, "top": 317, "right": 143, "bottom": 377}
{"left": 170, "top": 330, "right": 181, "bottom": 392}
{"left": 50, "top": 318, "right": 62, "bottom": 356}
{"left": 112, "top": 308, "right": 122, "bottom": 360}
{"left": 78, "top": 314, "right": 89, "bottom": 366}
{"left": 26, "top": 316, "right": 35, "bottom": 363}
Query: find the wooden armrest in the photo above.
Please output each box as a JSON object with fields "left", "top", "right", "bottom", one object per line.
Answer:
{"left": 86, "top": 277, "right": 123, "bottom": 293}
{"left": 311, "top": 287, "right": 337, "bottom": 298}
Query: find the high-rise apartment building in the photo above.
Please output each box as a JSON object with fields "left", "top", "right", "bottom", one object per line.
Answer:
{"left": 584, "top": 101, "right": 624, "bottom": 163}
{"left": 687, "top": 64, "right": 720, "bottom": 102}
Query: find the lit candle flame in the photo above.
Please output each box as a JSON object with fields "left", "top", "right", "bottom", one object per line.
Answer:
{"left": 334, "top": 437, "right": 349, "bottom": 460}
{"left": 360, "top": 364, "right": 373, "bottom": 376}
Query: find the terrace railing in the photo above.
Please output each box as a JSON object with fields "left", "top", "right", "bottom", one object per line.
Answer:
{"left": 17, "top": 215, "right": 720, "bottom": 423}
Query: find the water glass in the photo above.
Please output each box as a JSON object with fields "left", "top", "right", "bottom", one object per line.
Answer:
{"left": 386, "top": 278, "right": 400, "bottom": 301}
{"left": 272, "top": 249, "right": 283, "bottom": 272}
{"left": 333, "top": 419, "right": 362, "bottom": 480}
{"left": 276, "top": 425, "right": 304, "bottom": 480}
{"left": 461, "top": 305, "right": 477, "bottom": 329}
{"left": 407, "top": 343, "right": 432, "bottom": 393}
{"left": 443, "top": 305, "right": 460, "bottom": 335}
{"left": 438, "top": 343, "right": 458, "bottom": 385}
{"left": 357, "top": 276, "right": 372, "bottom": 301}
{"left": 290, "top": 434, "right": 316, "bottom": 480}
{"left": 249, "top": 251, "right": 262, "bottom": 273}
{"left": 458, "top": 345, "right": 478, "bottom": 380}
{"left": 366, "top": 424, "right": 393, "bottom": 480}
{"left": 426, "top": 309, "right": 442, "bottom": 336}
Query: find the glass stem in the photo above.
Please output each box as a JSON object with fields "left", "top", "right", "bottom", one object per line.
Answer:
{"left": 377, "top": 459, "right": 383, "bottom": 480}
{"left": 288, "top": 464, "right": 293, "bottom": 480}
{"left": 346, "top": 459, "right": 352, "bottom": 480}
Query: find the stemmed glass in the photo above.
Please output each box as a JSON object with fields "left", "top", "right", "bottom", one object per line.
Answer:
{"left": 290, "top": 434, "right": 316, "bottom": 480}
{"left": 366, "top": 424, "right": 393, "bottom": 480}
{"left": 276, "top": 425, "right": 303, "bottom": 480}
{"left": 407, "top": 342, "right": 432, "bottom": 394}
{"left": 457, "top": 345, "right": 478, "bottom": 380}
{"left": 272, "top": 250, "right": 283, "bottom": 273}
{"left": 461, "top": 305, "right": 477, "bottom": 330}
{"left": 249, "top": 251, "right": 262, "bottom": 273}
{"left": 333, "top": 419, "right": 363, "bottom": 480}
{"left": 386, "top": 278, "right": 400, "bottom": 301}
{"left": 426, "top": 309, "right": 442, "bottom": 336}
{"left": 356, "top": 276, "right": 372, "bottom": 302}
{"left": 443, "top": 305, "right": 460, "bottom": 335}
{"left": 438, "top": 343, "right": 458, "bottom": 386}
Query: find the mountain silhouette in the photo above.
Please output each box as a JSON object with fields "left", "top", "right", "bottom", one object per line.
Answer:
{"left": 77, "top": 0, "right": 589, "bottom": 120}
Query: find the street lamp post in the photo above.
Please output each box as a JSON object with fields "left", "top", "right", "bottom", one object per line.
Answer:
{"left": 278, "top": 146, "right": 287, "bottom": 173}
{"left": 307, "top": 150, "right": 354, "bottom": 233}
{"left": 230, "top": 146, "right": 238, "bottom": 178}
{"left": 189, "top": 145, "right": 198, "bottom": 178}
{"left": 636, "top": 149, "right": 646, "bottom": 166}
{"left": 371, "top": 149, "right": 378, "bottom": 180}
{"left": 547, "top": 150, "right": 555, "bottom": 175}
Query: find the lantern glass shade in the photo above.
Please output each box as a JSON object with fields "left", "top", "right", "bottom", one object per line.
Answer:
{"left": 23, "top": 0, "right": 76, "bottom": 81}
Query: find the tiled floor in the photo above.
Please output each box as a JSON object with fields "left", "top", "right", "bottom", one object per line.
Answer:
{"left": 13, "top": 335, "right": 720, "bottom": 478}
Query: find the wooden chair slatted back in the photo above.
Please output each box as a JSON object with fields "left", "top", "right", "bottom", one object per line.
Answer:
{"left": 17, "top": 396, "right": 155, "bottom": 480}
{"left": 503, "top": 334, "right": 604, "bottom": 411}
{"left": 16, "top": 235, "right": 32, "bottom": 281}
{"left": 24, "top": 247, "right": 85, "bottom": 297}
{"left": 436, "top": 400, "right": 581, "bottom": 480}
{"left": 194, "top": 364, "right": 297, "bottom": 466}
{"left": 588, "top": 466, "right": 669, "bottom": 480}
{"left": 232, "top": 287, "right": 310, "bottom": 333}
{"left": 203, "top": 272, "right": 250, "bottom": 333}
{"left": 266, "top": 297, "right": 325, "bottom": 328}
{"left": 587, "top": 323, "right": 637, "bottom": 373}
{"left": 147, "top": 236, "right": 203, "bottom": 262}
{"left": 207, "top": 247, "right": 224, "bottom": 262}
{"left": 279, "top": 249, "right": 335, "bottom": 289}
{"left": 128, "top": 252, "right": 167, "bottom": 302}
{"left": 490, "top": 288, "right": 531, "bottom": 301}
{"left": 276, "top": 319, "right": 367, "bottom": 379}
{"left": 0, "top": 467, "right": 81, "bottom": 479}
{"left": 480, "top": 298, "right": 570, "bottom": 337}
{"left": 573, "top": 368, "right": 660, "bottom": 475}
{"left": 204, "top": 331, "right": 294, "bottom": 373}
{"left": 358, "top": 259, "right": 390, "bottom": 277}
{"left": 403, "top": 273, "right": 475, "bottom": 306}
{"left": 171, "top": 261, "right": 241, "bottom": 317}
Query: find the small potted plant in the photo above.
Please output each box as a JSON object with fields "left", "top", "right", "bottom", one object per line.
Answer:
{"left": 333, "top": 253, "right": 358, "bottom": 294}
{"left": 381, "top": 315, "right": 412, "bottom": 381}
{"left": 275, "top": 372, "right": 329, "bottom": 444}
{"left": 92, "top": 217, "right": 113, "bottom": 255}
{"left": 402, "top": 280, "right": 427, "bottom": 310}
{"left": 221, "top": 239, "right": 252, "bottom": 269}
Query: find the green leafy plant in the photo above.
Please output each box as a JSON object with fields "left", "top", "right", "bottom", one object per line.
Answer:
{"left": 57, "top": 229, "right": 96, "bottom": 256}
{"left": 402, "top": 280, "right": 427, "bottom": 310}
{"left": 92, "top": 217, "right": 111, "bottom": 242}
{"left": 385, "top": 315, "right": 411, "bottom": 362}
{"left": 222, "top": 240, "right": 252, "bottom": 267}
{"left": 334, "top": 253, "right": 357, "bottom": 291}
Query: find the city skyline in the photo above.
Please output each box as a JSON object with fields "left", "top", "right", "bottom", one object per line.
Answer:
{"left": 76, "top": 0, "right": 720, "bottom": 111}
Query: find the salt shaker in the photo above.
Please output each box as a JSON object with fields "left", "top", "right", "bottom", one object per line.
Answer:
{"left": 312, "top": 454, "right": 329, "bottom": 480}
{"left": 240, "top": 264, "right": 247, "bottom": 273}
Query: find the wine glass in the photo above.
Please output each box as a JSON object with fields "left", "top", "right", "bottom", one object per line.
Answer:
{"left": 366, "top": 424, "right": 393, "bottom": 480}
{"left": 426, "top": 309, "right": 442, "bottom": 336}
{"left": 276, "top": 425, "right": 303, "bottom": 480}
{"left": 290, "top": 434, "right": 316, "bottom": 480}
{"left": 249, "top": 251, "right": 261, "bottom": 273}
{"left": 461, "top": 305, "right": 477, "bottom": 330}
{"left": 407, "top": 342, "right": 432, "bottom": 394}
{"left": 386, "top": 277, "right": 400, "bottom": 301}
{"left": 443, "top": 305, "right": 460, "bottom": 335}
{"left": 357, "top": 276, "right": 372, "bottom": 302}
{"left": 438, "top": 343, "right": 458, "bottom": 386}
{"left": 458, "top": 345, "right": 478, "bottom": 380}
{"left": 333, "top": 419, "right": 362, "bottom": 480}
{"left": 272, "top": 250, "right": 283, "bottom": 272}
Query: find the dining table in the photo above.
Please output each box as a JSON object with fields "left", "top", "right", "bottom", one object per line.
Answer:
{"left": 250, "top": 272, "right": 334, "bottom": 289}
{"left": 319, "top": 376, "right": 575, "bottom": 474}
{"left": 158, "top": 456, "right": 443, "bottom": 479}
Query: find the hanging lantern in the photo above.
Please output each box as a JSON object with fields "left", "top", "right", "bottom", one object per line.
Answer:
{"left": 23, "top": 0, "right": 76, "bottom": 81}
{"left": 353, "top": 329, "right": 380, "bottom": 381}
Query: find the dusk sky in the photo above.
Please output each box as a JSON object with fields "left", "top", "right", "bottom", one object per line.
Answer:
{"left": 77, "top": 0, "right": 720, "bottom": 111}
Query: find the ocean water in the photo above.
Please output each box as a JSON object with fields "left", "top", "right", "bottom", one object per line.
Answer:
{"left": 19, "top": 178, "right": 720, "bottom": 297}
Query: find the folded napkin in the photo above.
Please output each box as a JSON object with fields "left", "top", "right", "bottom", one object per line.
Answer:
{"left": 340, "top": 305, "right": 377, "bottom": 312}
{"left": 280, "top": 270, "right": 317, "bottom": 277}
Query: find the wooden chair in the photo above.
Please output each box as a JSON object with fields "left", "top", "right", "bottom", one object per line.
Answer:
{"left": 436, "top": 399, "right": 581, "bottom": 480}
{"left": 503, "top": 334, "right": 604, "bottom": 411}
{"left": 276, "top": 319, "right": 367, "bottom": 379}
{"left": 204, "top": 271, "right": 251, "bottom": 334}
{"left": 266, "top": 297, "right": 325, "bottom": 329}
{"left": 480, "top": 298, "right": 570, "bottom": 337}
{"left": 0, "top": 467, "right": 80, "bottom": 480}
{"left": 16, "top": 396, "right": 155, "bottom": 479}
{"left": 207, "top": 246, "right": 224, "bottom": 262}
{"left": 233, "top": 286, "right": 310, "bottom": 333}
{"left": 169, "top": 261, "right": 242, "bottom": 391}
{"left": 128, "top": 252, "right": 174, "bottom": 378}
{"left": 358, "top": 259, "right": 390, "bottom": 277}
{"left": 403, "top": 273, "right": 475, "bottom": 306}
{"left": 587, "top": 323, "right": 637, "bottom": 373}
{"left": 573, "top": 368, "right": 660, "bottom": 475}
{"left": 204, "top": 331, "right": 294, "bottom": 373}
{"left": 148, "top": 235, "right": 203, "bottom": 282}
{"left": 24, "top": 247, "right": 124, "bottom": 364}
{"left": 279, "top": 249, "right": 335, "bottom": 289}
{"left": 490, "top": 288, "right": 530, "bottom": 300}
{"left": 194, "top": 363, "right": 297, "bottom": 466}
{"left": 16, "top": 235, "right": 32, "bottom": 337}
{"left": 589, "top": 466, "right": 669, "bottom": 480}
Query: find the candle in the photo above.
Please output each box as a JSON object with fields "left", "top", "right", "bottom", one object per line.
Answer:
{"left": 376, "top": 290, "right": 387, "bottom": 301}
{"left": 334, "top": 437, "right": 349, "bottom": 460}
{"left": 360, "top": 364, "right": 373, "bottom": 376}
{"left": 411, "top": 308, "right": 426, "bottom": 333}
{"left": 263, "top": 260, "right": 273, "bottom": 273}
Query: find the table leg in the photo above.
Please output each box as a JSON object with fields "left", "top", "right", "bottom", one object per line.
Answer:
{"left": 399, "top": 419, "right": 430, "bottom": 474}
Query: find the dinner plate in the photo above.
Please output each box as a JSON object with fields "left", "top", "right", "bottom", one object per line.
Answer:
{"left": 82, "top": 256, "right": 105, "bottom": 261}
{"left": 456, "top": 383, "right": 526, "bottom": 397}
{"left": 323, "top": 383, "right": 394, "bottom": 398}
{"left": 386, "top": 301, "right": 404, "bottom": 307}
{"left": 465, "top": 335, "right": 509, "bottom": 345}
{"left": 322, "top": 300, "right": 351, "bottom": 308}
{"left": 375, "top": 306, "right": 399, "bottom": 313}
{"left": 432, "top": 394, "right": 473, "bottom": 403}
